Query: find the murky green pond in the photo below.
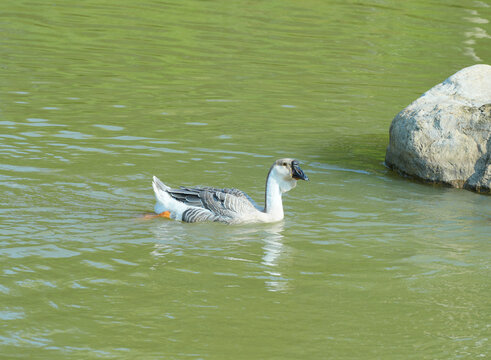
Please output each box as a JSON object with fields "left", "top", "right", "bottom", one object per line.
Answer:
{"left": 1, "top": 0, "right": 490, "bottom": 358}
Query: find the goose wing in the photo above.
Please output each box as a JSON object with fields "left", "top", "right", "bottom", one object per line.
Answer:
{"left": 167, "top": 186, "right": 261, "bottom": 216}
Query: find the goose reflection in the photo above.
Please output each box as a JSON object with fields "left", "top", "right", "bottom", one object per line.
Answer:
{"left": 149, "top": 220, "right": 291, "bottom": 292}
{"left": 260, "top": 222, "right": 290, "bottom": 292}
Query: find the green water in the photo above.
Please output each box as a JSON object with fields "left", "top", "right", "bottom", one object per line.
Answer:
{"left": 1, "top": 0, "right": 490, "bottom": 358}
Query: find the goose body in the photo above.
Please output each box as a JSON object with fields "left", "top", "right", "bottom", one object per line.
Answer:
{"left": 152, "top": 158, "right": 308, "bottom": 224}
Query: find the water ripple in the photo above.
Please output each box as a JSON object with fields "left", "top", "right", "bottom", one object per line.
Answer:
{"left": 0, "top": 245, "right": 80, "bottom": 259}
{"left": 0, "top": 164, "right": 58, "bottom": 173}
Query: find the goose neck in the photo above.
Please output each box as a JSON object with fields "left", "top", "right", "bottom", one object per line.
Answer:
{"left": 265, "top": 176, "right": 284, "bottom": 220}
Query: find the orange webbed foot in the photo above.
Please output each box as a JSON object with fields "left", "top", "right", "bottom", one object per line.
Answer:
{"left": 139, "top": 211, "right": 171, "bottom": 220}
{"left": 159, "top": 211, "right": 171, "bottom": 219}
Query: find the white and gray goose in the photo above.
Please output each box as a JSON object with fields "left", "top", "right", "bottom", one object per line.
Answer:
{"left": 152, "top": 158, "right": 309, "bottom": 224}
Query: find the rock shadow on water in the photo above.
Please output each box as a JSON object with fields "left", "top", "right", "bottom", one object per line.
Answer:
{"left": 320, "top": 133, "right": 388, "bottom": 175}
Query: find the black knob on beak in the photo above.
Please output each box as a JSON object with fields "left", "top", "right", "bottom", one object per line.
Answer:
{"left": 292, "top": 161, "right": 309, "bottom": 181}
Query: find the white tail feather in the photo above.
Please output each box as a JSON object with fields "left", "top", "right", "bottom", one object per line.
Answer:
{"left": 152, "top": 176, "right": 170, "bottom": 191}
{"left": 152, "top": 176, "right": 170, "bottom": 214}
{"left": 152, "top": 176, "right": 188, "bottom": 219}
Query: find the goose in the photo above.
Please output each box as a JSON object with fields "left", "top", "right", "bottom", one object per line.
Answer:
{"left": 151, "top": 158, "right": 309, "bottom": 224}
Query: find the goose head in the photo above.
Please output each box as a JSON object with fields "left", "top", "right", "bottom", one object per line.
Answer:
{"left": 269, "top": 158, "right": 309, "bottom": 193}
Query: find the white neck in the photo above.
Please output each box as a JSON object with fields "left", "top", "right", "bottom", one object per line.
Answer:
{"left": 264, "top": 176, "right": 284, "bottom": 221}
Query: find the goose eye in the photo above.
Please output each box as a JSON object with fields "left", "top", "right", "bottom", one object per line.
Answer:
{"left": 282, "top": 162, "right": 287, "bottom": 166}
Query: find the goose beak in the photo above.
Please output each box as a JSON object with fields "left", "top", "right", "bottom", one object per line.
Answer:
{"left": 292, "top": 161, "right": 309, "bottom": 181}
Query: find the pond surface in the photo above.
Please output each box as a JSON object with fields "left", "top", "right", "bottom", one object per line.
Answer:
{"left": 1, "top": 0, "right": 490, "bottom": 358}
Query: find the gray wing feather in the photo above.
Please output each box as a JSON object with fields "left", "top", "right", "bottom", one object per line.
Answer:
{"left": 167, "top": 188, "right": 203, "bottom": 207}
{"left": 167, "top": 186, "right": 259, "bottom": 222}
{"left": 182, "top": 207, "right": 219, "bottom": 223}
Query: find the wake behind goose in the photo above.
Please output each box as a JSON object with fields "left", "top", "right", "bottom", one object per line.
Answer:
{"left": 152, "top": 158, "right": 309, "bottom": 224}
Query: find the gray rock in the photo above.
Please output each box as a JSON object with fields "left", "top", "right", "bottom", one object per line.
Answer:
{"left": 385, "top": 64, "right": 491, "bottom": 193}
